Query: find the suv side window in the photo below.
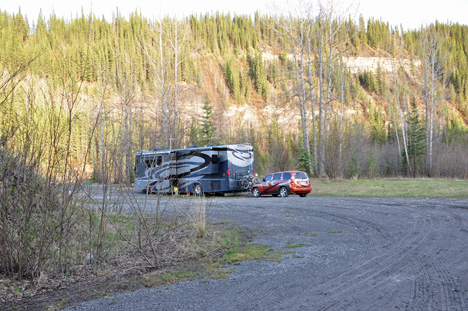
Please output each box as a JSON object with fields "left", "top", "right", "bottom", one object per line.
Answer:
{"left": 294, "top": 172, "right": 308, "bottom": 179}
{"left": 264, "top": 174, "right": 273, "bottom": 182}
{"left": 273, "top": 173, "right": 282, "bottom": 181}
{"left": 283, "top": 172, "right": 291, "bottom": 179}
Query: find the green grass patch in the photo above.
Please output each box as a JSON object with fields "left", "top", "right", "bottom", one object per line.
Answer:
{"left": 328, "top": 230, "right": 342, "bottom": 234}
{"left": 142, "top": 270, "right": 199, "bottom": 288}
{"left": 265, "top": 250, "right": 294, "bottom": 262}
{"left": 310, "top": 178, "right": 468, "bottom": 197}
{"left": 219, "top": 228, "right": 286, "bottom": 264}
{"left": 222, "top": 242, "right": 274, "bottom": 263}
{"left": 284, "top": 241, "right": 313, "bottom": 249}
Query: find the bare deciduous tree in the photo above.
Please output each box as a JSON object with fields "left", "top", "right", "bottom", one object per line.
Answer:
{"left": 418, "top": 27, "right": 448, "bottom": 175}
{"left": 271, "top": 2, "right": 313, "bottom": 173}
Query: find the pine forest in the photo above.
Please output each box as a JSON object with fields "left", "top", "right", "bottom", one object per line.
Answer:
{"left": 2, "top": 5, "right": 468, "bottom": 182}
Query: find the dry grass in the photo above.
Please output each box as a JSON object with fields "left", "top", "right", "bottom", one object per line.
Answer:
{"left": 0, "top": 207, "right": 273, "bottom": 311}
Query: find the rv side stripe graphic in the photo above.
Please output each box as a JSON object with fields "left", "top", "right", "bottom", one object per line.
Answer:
{"left": 135, "top": 144, "right": 254, "bottom": 193}
{"left": 149, "top": 152, "right": 211, "bottom": 187}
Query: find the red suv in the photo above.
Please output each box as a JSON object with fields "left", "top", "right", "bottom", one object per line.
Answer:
{"left": 251, "top": 171, "right": 311, "bottom": 197}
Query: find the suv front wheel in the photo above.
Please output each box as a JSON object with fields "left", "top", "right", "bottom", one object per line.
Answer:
{"left": 252, "top": 187, "right": 260, "bottom": 198}
{"left": 279, "top": 187, "right": 289, "bottom": 197}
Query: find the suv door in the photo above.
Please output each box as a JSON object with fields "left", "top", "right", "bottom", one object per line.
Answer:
{"left": 258, "top": 174, "right": 272, "bottom": 194}
{"left": 269, "top": 173, "right": 282, "bottom": 194}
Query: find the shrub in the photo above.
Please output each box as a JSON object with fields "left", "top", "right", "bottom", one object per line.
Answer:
{"left": 0, "top": 148, "right": 75, "bottom": 279}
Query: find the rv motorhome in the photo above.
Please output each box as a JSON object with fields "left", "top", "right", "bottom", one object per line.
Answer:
{"left": 134, "top": 144, "right": 255, "bottom": 195}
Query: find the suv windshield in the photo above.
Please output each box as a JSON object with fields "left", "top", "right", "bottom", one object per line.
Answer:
{"left": 294, "top": 172, "right": 308, "bottom": 179}
{"left": 264, "top": 174, "right": 273, "bottom": 182}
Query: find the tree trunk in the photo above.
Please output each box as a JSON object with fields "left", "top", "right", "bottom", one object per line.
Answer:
{"left": 391, "top": 60, "right": 410, "bottom": 175}
{"left": 307, "top": 35, "right": 317, "bottom": 176}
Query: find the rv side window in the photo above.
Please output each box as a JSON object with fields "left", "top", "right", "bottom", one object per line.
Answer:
{"left": 145, "top": 159, "right": 156, "bottom": 167}
{"left": 157, "top": 156, "right": 162, "bottom": 166}
{"left": 212, "top": 154, "right": 219, "bottom": 164}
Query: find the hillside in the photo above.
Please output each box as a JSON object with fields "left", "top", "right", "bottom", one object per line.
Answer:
{"left": 1, "top": 10, "right": 468, "bottom": 179}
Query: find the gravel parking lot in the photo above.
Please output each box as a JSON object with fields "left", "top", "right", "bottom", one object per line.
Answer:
{"left": 65, "top": 194, "right": 468, "bottom": 310}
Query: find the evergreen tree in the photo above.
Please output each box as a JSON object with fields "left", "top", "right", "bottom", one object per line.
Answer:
{"left": 1, "top": 10, "right": 468, "bottom": 180}
{"left": 296, "top": 147, "right": 314, "bottom": 175}
{"left": 224, "top": 57, "right": 241, "bottom": 102}
{"left": 200, "top": 96, "right": 217, "bottom": 146}
{"left": 368, "top": 101, "right": 387, "bottom": 145}
{"left": 188, "top": 117, "right": 200, "bottom": 146}
{"left": 403, "top": 97, "right": 426, "bottom": 176}
{"left": 359, "top": 15, "right": 367, "bottom": 46}
{"left": 240, "top": 68, "right": 251, "bottom": 104}
{"left": 359, "top": 70, "right": 376, "bottom": 92}
{"left": 249, "top": 52, "right": 269, "bottom": 102}
{"left": 375, "top": 64, "right": 385, "bottom": 95}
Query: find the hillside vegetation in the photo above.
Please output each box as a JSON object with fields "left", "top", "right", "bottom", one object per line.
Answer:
{"left": 1, "top": 6, "right": 468, "bottom": 180}
{"left": 1, "top": 4, "right": 468, "bottom": 302}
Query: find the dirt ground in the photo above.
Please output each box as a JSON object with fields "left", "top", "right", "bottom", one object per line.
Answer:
{"left": 6, "top": 193, "right": 468, "bottom": 310}
{"left": 52, "top": 194, "right": 468, "bottom": 311}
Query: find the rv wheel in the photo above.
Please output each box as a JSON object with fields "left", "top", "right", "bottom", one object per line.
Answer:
{"left": 193, "top": 183, "right": 203, "bottom": 196}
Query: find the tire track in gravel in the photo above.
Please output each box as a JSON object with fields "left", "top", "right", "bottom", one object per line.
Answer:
{"left": 207, "top": 197, "right": 468, "bottom": 311}
{"left": 421, "top": 207, "right": 465, "bottom": 310}
{"left": 226, "top": 206, "right": 316, "bottom": 311}
{"left": 62, "top": 197, "right": 468, "bottom": 311}
{"left": 404, "top": 208, "right": 467, "bottom": 311}
{"left": 313, "top": 206, "right": 442, "bottom": 310}
{"left": 232, "top": 199, "right": 468, "bottom": 311}
{"left": 313, "top": 204, "right": 467, "bottom": 311}
{"left": 404, "top": 204, "right": 468, "bottom": 311}
{"left": 269, "top": 204, "right": 435, "bottom": 310}
{"left": 232, "top": 203, "right": 400, "bottom": 311}
{"left": 315, "top": 206, "right": 425, "bottom": 289}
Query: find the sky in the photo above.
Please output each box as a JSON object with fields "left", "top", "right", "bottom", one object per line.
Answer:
{"left": 1, "top": 0, "right": 468, "bottom": 30}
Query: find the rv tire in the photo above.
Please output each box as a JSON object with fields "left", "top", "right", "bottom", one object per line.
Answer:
{"left": 193, "top": 183, "right": 203, "bottom": 196}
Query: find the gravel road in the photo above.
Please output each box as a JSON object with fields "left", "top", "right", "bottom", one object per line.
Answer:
{"left": 64, "top": 195, "right": 468, "bottom": 310}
